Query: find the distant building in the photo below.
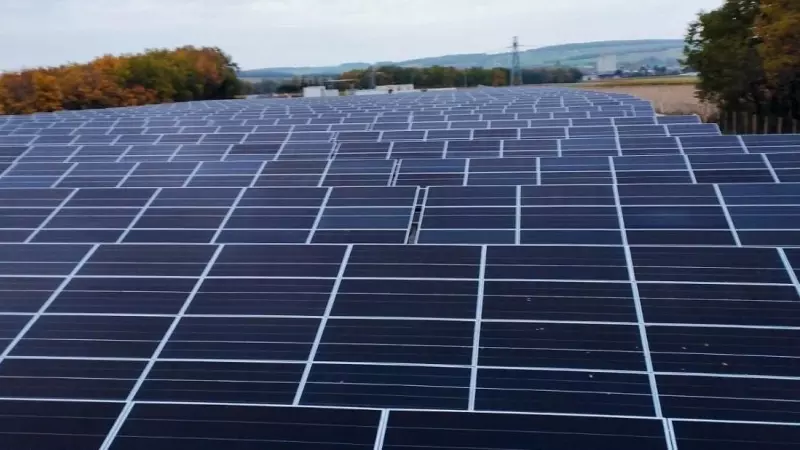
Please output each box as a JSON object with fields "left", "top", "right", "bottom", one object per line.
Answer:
{"left": 350, "top": 84, "right": 416, "bottom": 96}
{"left": 302, "top": 86, "right": 324, "bottom": 98}
{"left": 596, "top": 55, "right": 618, "bottom": 75}
{"left": 352, "top": 90, "right": 388, "bottom": 96}
{"left": 302, "top": 86, "right": 340, "bottom": 98}
{"left": 374, "top": 84, "right": 415, "bottom": 93}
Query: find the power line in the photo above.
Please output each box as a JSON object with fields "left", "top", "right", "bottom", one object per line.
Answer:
{"left": 510, "top": 36, "right": 522, "bottom": 86}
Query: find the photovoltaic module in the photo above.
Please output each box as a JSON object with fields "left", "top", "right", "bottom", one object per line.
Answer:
{"left": 0, "top": 87, "right": 798, "bottom": 449}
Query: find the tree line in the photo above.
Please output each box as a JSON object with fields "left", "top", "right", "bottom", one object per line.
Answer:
{"left": 0, "top": 46, "right": 242, "bottom": 115}
{"left": 241, "top": 66, "right": 584, "bottom": 95}
{"left": 240, "top": 76, "right": 333, "bottom": 96}
{"left": 340, "top": 65, "right": 584, "bottom": 89}
{"left": 685, "top": 0, "right": 800, "bottom": 119}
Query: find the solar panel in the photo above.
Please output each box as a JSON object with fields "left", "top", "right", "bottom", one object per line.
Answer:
{"left": 1, "top": 87, "right": 799, "bottom": 448}
{"left": 389, "top": 141, "right": 445, "bottom": 159}
{"left": 380, "top": 130, "right": 426, "bottom": 141}
{"left": 427, "top": 129, "right": 471, "bottom": 140}
{"left": 32, "top": 135, "right": 77, "bottom": 145}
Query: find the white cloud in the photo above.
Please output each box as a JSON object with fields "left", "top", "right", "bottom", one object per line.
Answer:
{"left": 0, "top": 0, "right": 724, "bottom": 70}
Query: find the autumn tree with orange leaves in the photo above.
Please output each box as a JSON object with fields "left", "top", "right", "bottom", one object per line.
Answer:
{"left": 0, "top": 46, "right": 243, "bottom": 115}
{"left": 756, "top": 0, "right": 800, "bottom": 119}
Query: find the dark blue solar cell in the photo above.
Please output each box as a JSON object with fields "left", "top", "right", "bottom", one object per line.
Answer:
{"left": 570, "top": 126, "right": 615, "bottom": 138}
{"left": 200, "top": 133, "right": 244, "bottom": 144}
{"left": 157, "top": 133, "right": 202, "bottom": 144}
{"left": 381, "top": 130, "right": 426, "bottom": 141}
{"left": 616, "top": 125, "right": 667, "bottom": 136}
{"left": 254, "top": 125, "right": 293, "bottom": 133}
{"left": 541, "top": 156, "right": 610, "bottom": 171}
{"left": 427, "top": 130, "right": 471, "bottom": 140}
{"left": 720, "top": 183, "right": 800, "bottom": 205}
{"left": 73, "top": 135, "right": 116, "bottom": 144}
{"left": 337, "top": 132, "right": 380, "bottom": 142}
{"left": 289, "top": 132, "right": 334, "bottom": 142}
{"left": 75, "top": 127, "right": 111, "bottom": 135}
{"left": 218, "top": 126, "right": 256, "bottom": 133}
{"left": 657, "top": 115, "right": 701, "bottom": 124}
{"left": 0, "top": 136, "right": 35, "bottom": 145}
{"left": 561, "top": 138, "right": 617, "bottom": 150}
{"left": 520, "top": 229, "right": 623, "bottom": 245}
{"left": 728, "top": 206, "right": 800, "bottom": 229}
{"left": 573, "top": 118, "right": 612, "bottom": 127}
{"left": 116, "top": 134, "right": 159, "bottom": 144}
{"left": 372, "top": 122, "right": 410, "bottom": 131}
{"left": 411, "top": 121, "right": 449, "bottom": 130}
{"left": 490, "top": 120, "right": 528, "bottom": 128}
{"left": 183, "top": 127, "right": 222, "bottom": 135}
{"left": 517, "top": 112, "right": 554, "bottom": 120}
{"left": 145, "top": 127, "right": 181, "bottom": 134}
{"left": 245, "top": 133, "right": 287, "bottom": 143}
{"left": 623, "top": 206, "right": 730, "bottom": 229}
{"left": 331, "top": 123, "right": 369, "bottom": 131}
{"left": 384, "top": 411, "right": 669, "bottom": 450}
{"left": 36, "top": 128, "right": 74, "bottom": 135}
{"left": 292, "top": 124, "right": 331, "bottom": 132}
{"left": 400, "top": 158, "right": 466, "bottom": 173}
{"left": 743, "top": 134, "right": 800, "bottom": 146}
{"left": 668, "top": 123, "right": 721, "bottom": 135}
{"left": 32, "top": 135, "right": 76, "bottom": 145}
{"left": 529, "top": 119, "right": 570, "bottom": 128}
{"left": 446, "top": 114, "right": 480, "bottom": 122}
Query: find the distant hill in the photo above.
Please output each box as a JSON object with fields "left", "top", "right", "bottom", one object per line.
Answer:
{"left": 241, "top": 39, "right": 685, "bottom": 78}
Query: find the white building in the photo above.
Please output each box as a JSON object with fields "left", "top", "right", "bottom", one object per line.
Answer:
{"left": 303, "top": 86, "right": 340, "bottom": 98}
{"left": 597, "top": 55, "right": 618, "bottom": 74}
{"left": 374, "top": 84, "right": 415, "bottom": 93}
{"left": 302, "top": 86, "right": 325, "bottom": 98}
{"left": 353, "top": 89, "right": 389, "bottom": 96}
{"left": 351, "top": 84, "right": 416, "bottom": 96}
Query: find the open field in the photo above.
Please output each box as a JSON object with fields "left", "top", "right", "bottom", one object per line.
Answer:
{"left": 578, "top": 79, "right": 717, "bottom": 120}
{"left": 579, "top": 76, "right": 698, "bottom": 87}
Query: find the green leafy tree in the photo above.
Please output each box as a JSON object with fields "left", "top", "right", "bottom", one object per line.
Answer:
{"left": 684, "top": 0, "right": 765, "bottom": 114}
{"left": 337, "top": 65, "right": 580, "bottom": 90}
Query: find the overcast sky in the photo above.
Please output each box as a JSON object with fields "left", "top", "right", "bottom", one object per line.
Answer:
{"left": 0, "top": 0, "right": 724, "bottom": 71}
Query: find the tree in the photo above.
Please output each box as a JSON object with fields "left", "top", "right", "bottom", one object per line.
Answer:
{"left": 0, "top": 83, "right": 6, "bottom": 115}
{"left": 30, "top": 72, "right": 65, "bottom": 112}
{"left": 492, "top": 69, "right": 507, "bottom": 87}
{"left": 0, "top": 46, "right": 244, "bottom": 114}
{"left": 60, "top": 58, "right": 137, "bottom": 109}
{"left": 242, "top": 79, "right": 279, "bottom": 95}
{"left": 684, "top": 0, "right": 765, "bottom": 113}
{"left": 756, "top": 0, "right": 800, "bottom": 117}
{"left": 0, "top": 73, "right": 32, "bottom": 114}
{"left": 684, "top": 0, "right": 800, "bottom": 119}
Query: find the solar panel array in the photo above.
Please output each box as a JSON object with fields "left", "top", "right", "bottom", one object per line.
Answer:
{"left": 0, "top": 87, "right": 799, "bottom": 449}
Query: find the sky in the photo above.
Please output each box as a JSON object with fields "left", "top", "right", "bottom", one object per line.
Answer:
{"left": 0, "top": 0, "right": 725, "bottom": 71}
